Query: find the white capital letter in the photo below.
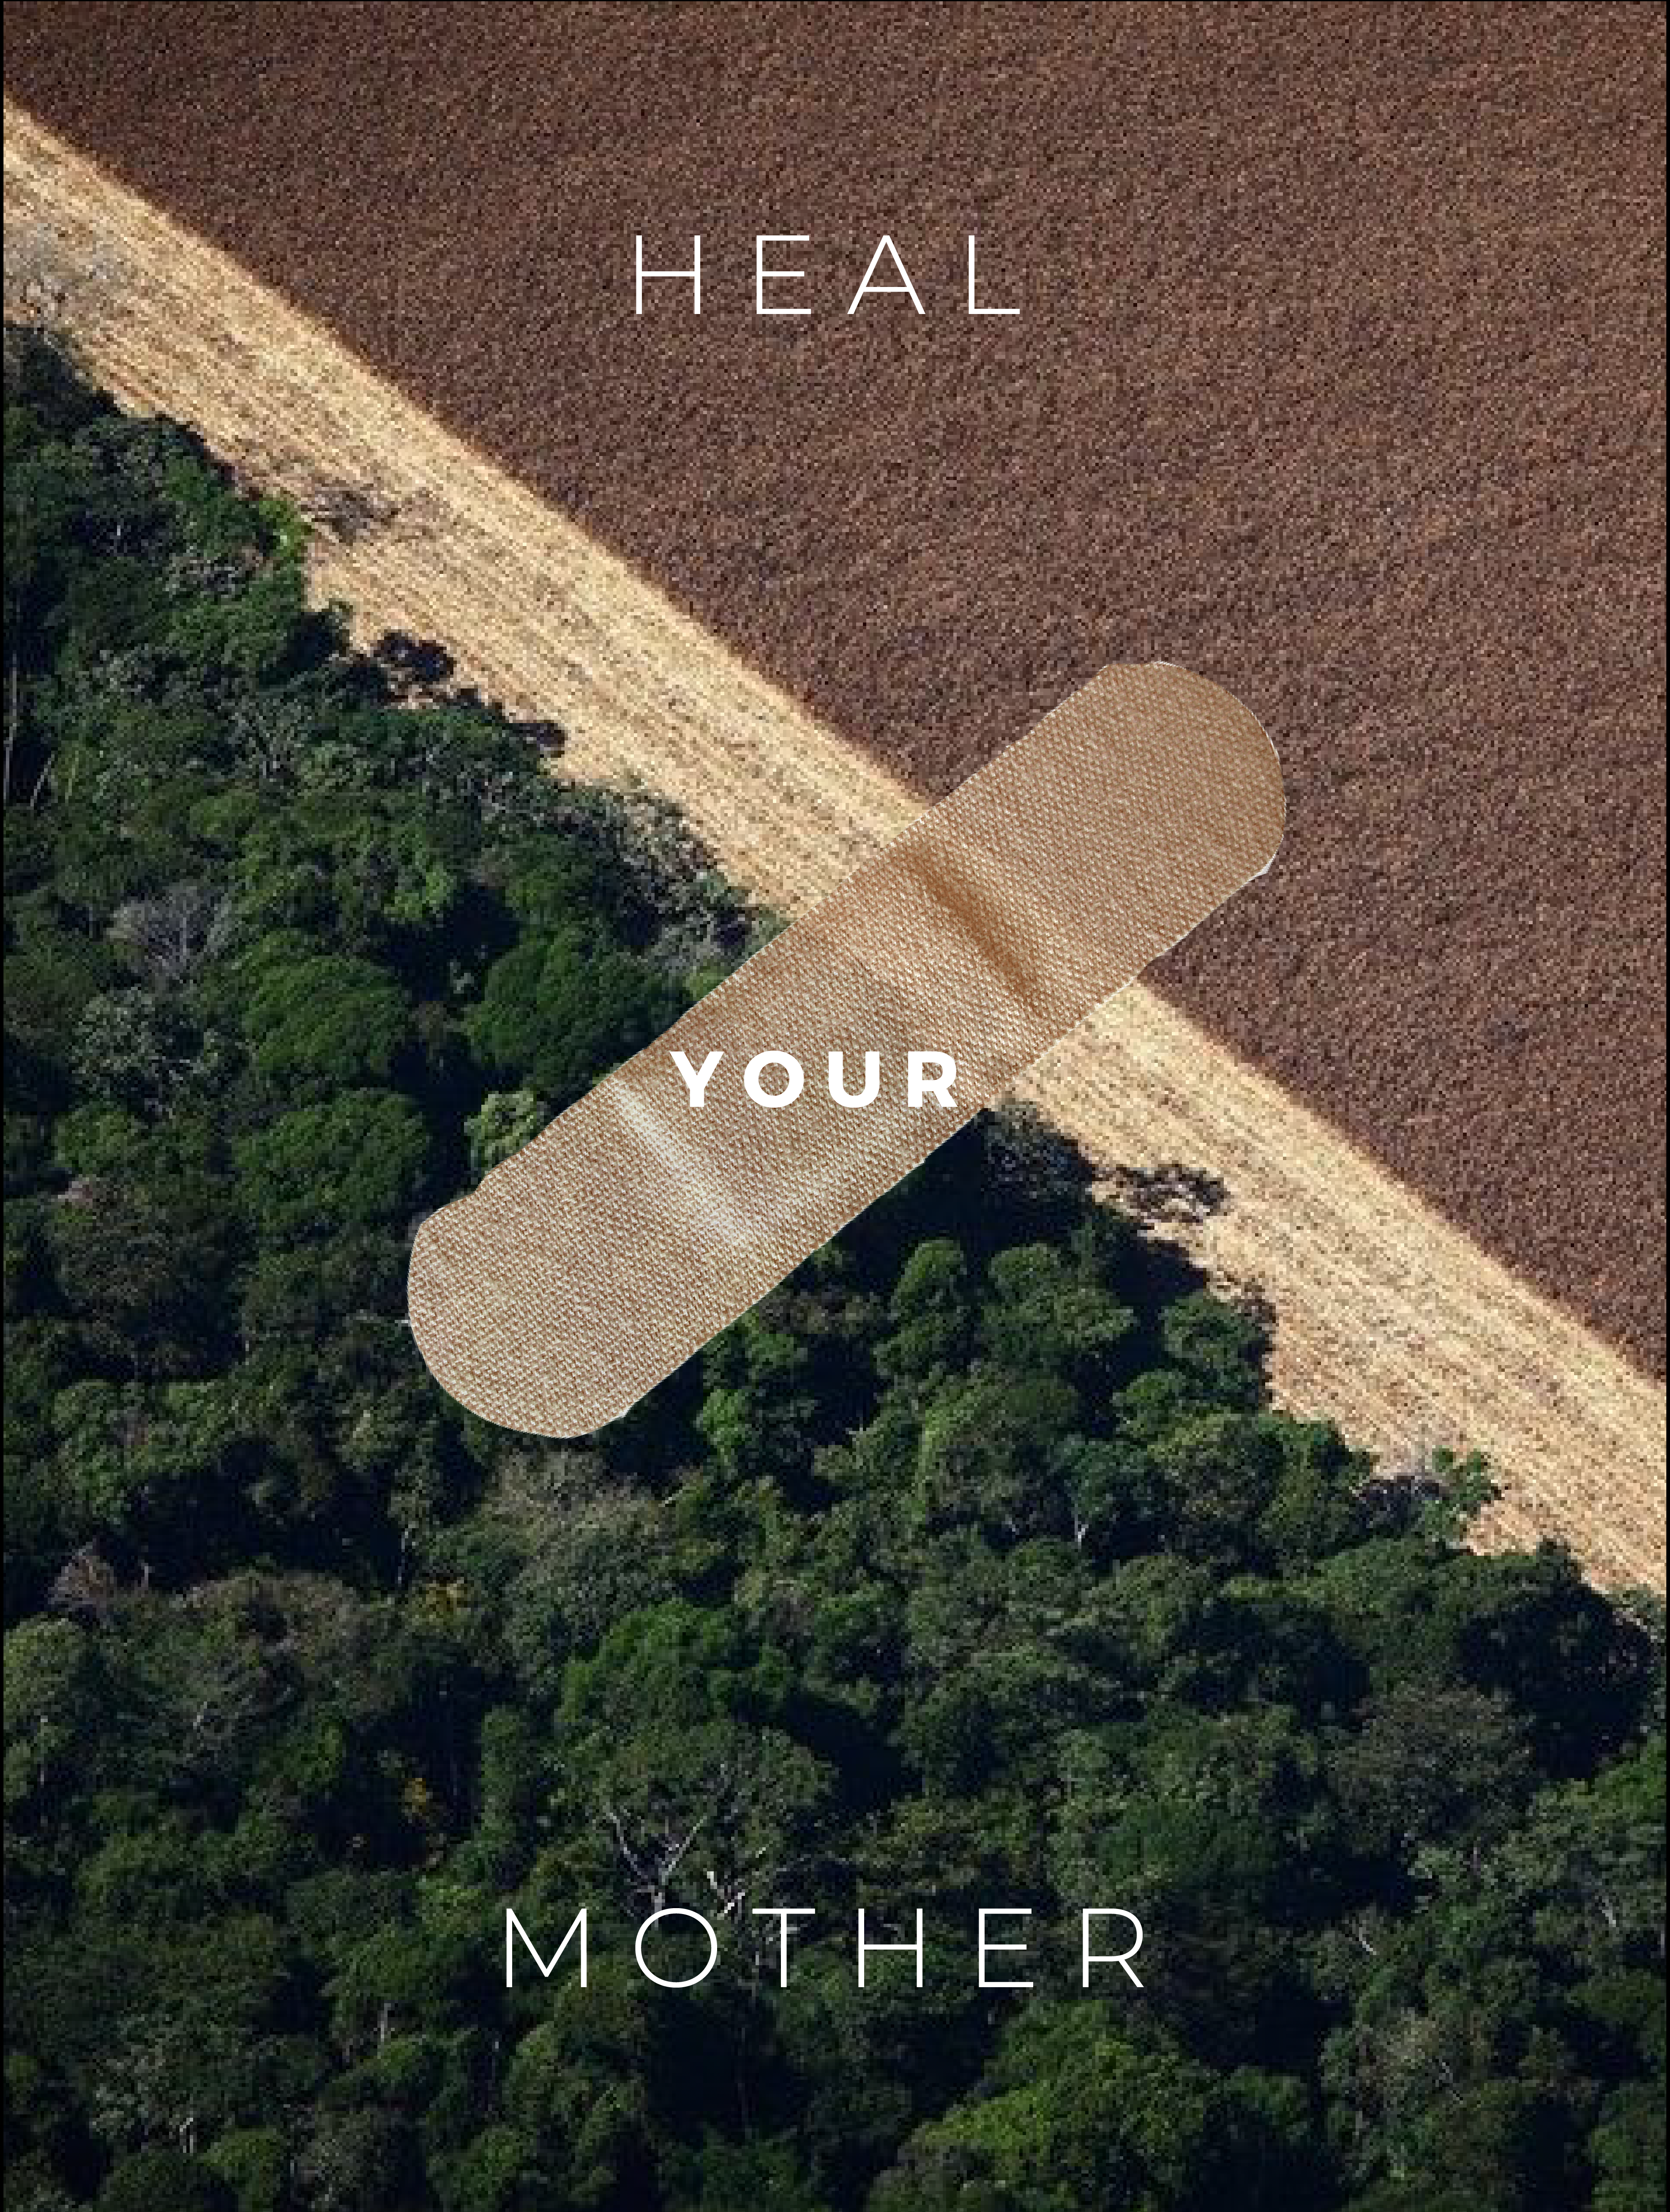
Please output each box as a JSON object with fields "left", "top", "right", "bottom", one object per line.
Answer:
{"left": 907, "top": 1052, "right": 958, "bottom": 1108}
{"left": 506, "top": 1907, "right": 587, "bottom": 1988}
{"left": 858, "top": 1908, "right": 925, "bottom": 1988}
{"left": 978, "top": 1909, "right": 1035, "bottom": 1990}
{"left": 967, "top": 235, "right": 1019, "bottom": 316}
{"left": 636, "top": 1908, "right": 720, "bottom": 1989}
{"left": 756, "top": 234, "right": 811, "bottom": 315}
{"left": 636, "top": 234, "right": 701, "bottom": 315}
{"left": 752, "top": 1906, "right": 817, "bottom": 1986}
{"left": 671, "top": 1049, "right": 723, "bottom": 1107}
{"left": 744, "top": 1052, "right": 805, "bottom": 1108}
{"left": 848, "top": 234, "right": 925, "bottom": 316}
{"left": 828, "top": 1051, "right": 881, "bottom": 1108}
{"left": 1083, "top": 1909, "right": 1145, "bottom": 1989}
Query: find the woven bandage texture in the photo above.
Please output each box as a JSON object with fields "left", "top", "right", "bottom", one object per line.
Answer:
{"left": 409, "top": 664, "right": 1283, "bottom": 1433}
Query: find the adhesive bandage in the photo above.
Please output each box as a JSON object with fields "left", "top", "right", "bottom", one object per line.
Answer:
{"left": 409, "top": 664, "right": 1283, "bottom": 1433}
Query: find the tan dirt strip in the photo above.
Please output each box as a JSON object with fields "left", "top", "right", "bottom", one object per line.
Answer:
{"left": 7, "top": 101, "right": 1662, "bottom": 1587}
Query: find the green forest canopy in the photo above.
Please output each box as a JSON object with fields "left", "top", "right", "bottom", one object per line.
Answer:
{"left": 3, "top": 329, "right": 1665, "bottom": 2212}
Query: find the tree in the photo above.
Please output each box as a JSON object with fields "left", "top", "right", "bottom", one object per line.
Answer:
{"left": 96, "top": 2149, "right": 233, "bottom": 2212}
{"left": 431, "top": 2124, "right": 546, "bottom": 2212}
{"left": 241, "top": 948, "right": 411, "bottom": 1094}
{"left": 235, "top": 1090, "right": 428, "bottom": 1240}
{"left": 109, "top": 881, "right": 234, "bottom": 988}
{"left": 3, "top": 1614, "right": 99, "bottom": 1815}
{"left": 71, "top": 986, "right": 222, "bottom": 1113}
{"left": 1327, "top": 1683, "right": 1534, "bottom": 1860}
{"left": 980, "top": 1240, "right": 1135, "bottom": 1387}
{"left": 874, "top": 1238, "right": 973, "bottom": 1387}
{"left": 873, "top": 2008, "right": 1310, "bottom": 2212}
{"left": 914, "top": 1370, "right": 1080, "bottom": 1537}
{"left": 466, "top": 1089, "right": 548, "bottom": 1179}
{"left": 466, "top": 926, "right": 683, "bottom": 1105}
{"left": 202, "top": 2127, "right": 287, "bottom": 2212}
{"left": 1160, "top": 1288, "right": 1269, "bottom": 1408}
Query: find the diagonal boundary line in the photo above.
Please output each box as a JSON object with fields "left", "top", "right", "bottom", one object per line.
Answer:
{"left": 6, "top": 98, "right": 1662, "bottom": 1587}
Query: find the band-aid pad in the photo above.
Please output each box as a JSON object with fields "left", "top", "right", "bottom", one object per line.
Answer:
{"left": 409, "top": 664, "right": 1283, "bottom": 1433}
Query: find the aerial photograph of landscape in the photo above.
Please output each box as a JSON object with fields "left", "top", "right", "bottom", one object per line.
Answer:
{"left": 4, "top": 5, "right": 1665, "bottom": 2209}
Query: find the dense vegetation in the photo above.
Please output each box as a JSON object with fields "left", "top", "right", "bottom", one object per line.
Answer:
{"left": 4, "top": 331, "right": 1664, "bottom": 2212}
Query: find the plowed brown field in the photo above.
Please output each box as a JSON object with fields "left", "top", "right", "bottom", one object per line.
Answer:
{"left": 6, "top": 102, "right": 1663, "bottom": 1586}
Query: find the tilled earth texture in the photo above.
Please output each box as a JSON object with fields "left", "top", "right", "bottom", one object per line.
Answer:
{"left": 5, "top": 1, "right": 1666, "bottom": 1374}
